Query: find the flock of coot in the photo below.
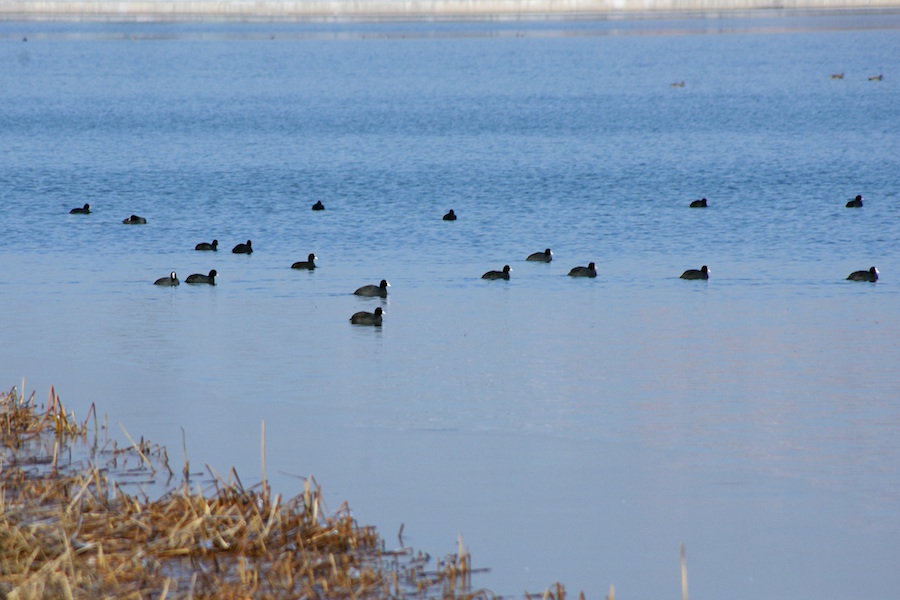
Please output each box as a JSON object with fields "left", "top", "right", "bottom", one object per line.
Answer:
{"left": 681, "top": 195, "right": 877, "bottom": 282}
{"left": 70, "top": 194, "right": 880, "bottom": 325}
{"left": 69, "top": 201, "right": 395, "bottom": 326}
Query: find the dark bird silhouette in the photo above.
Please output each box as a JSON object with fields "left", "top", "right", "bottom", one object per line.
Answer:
{"left": 482, "top": 265, "right": 511, "bottom": 280}
{"left": 847, "top": 267, "right": 878, "bottom": 282}
{"left": 232, "top": 240, "right": 253, "bottom": 254}
{"left": 568, "top": 262, "right": 597, "bottom": 278}
{"left": 350, "top": 307, "right": 384, "bottom": 326}
{"left": 195, "top": 239, "right": 218, "bottom": 251}
{"left": 154, "top": 271, "right": 179, "bottom": 286}
{"left": 526, "top": 249, "right": 553, "bottom": 262}
{"left": 291, "top": 253, "right": 317, "bottom": 270}
{"left": 354, "top": 280, "right": 390, "bottom": 298}
{"left": 680, "top": 265, "right": 709, "bottom": 280}
{"left": 185, "top": 270, "right": 217, "bottom": 285}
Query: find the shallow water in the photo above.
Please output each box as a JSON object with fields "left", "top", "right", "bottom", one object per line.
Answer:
{"left": 2, "top": 13, "right": 900, "bottom": 599}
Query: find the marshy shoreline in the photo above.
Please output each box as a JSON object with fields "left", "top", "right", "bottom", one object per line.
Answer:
{"left": 1, "top": 385, "right": 553, "bottom": 599}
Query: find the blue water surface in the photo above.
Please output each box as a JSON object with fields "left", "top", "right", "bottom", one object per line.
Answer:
{"left": 2, "top": 13, "right": 899, "bottom": 599}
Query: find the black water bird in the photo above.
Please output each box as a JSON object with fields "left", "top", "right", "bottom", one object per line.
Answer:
{"left": 123, "top": 214, "right": 147, "bottom": 224}
{"left": 354, "top": 279, "right": 390, "bottom": 297}
{"left": 680, "top": 265, "right": 709, "bottom": 280}
{"left": 526, "top": 249, "right": 553, "bottom": 262}
{"left": 568, "top": 262, "right": 597, "bottom": 278}
{"left": 482, "top": 265, "right": 511, "bottom": 280}
{"left": 291, "top": 253, "right": 317, "bottom": 270}
{"left": 847, "top": 267, "right": 878, "bottom": 282}
{"left": 70, "top": 203, "right": 91, "bottom": 214}
{"left": 690, "top": 198, "right": 708, "bottom": 208}
{"left": 195, "top": 239, "right": 218, "bottom": 251}
{"left": 312, "top": 200, "right": 325, "bottom": 211}
{"left": 232, "top": 240, "right": 253, "bottom": 254}
{"left": 185, "top": 270, "right": 217, "bottom": 285}
{"left": 154, "top": 271, "right": 179, "bottom": 286}
{"left": 846, "top": 195, "right": 863, "bottom": 208}
{"left": 350, "top": 306, "right": 384, "bottom": 326}
{"left": 443, "top": 209, "right": 457, "bottom": 221}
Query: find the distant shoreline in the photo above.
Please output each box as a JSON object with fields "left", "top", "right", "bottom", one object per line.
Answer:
{"left": 3, "top": 1, "right": 900, "bottom": 22}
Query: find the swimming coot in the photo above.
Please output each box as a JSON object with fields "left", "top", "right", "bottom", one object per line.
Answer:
{"left": 70, "top": 203, "right": 91, "bottom": 214}
{"left": 846, "top": 195, "right": 863, "bottom": 208}
{"left": 185, "top": 270, "right": 217, "bottom": 285}
{"left": 482, "top": 265, "right": 511, "bottom": 280}
{"left": 526, "top": 248, "right": 553, "bottom": 262}
{"left": 312, "top": 200, "right": 325, "bottom": 211}
{"left": 847, "top": 267, "right": 878, "bottom": 282}
{"left": 680, "top": 265, "right": 709, "bottom": 280}
{"left": 232, "top": 240, "right": 252, "bottom": 254}
{"left": 568, "top": 262, "right": 597, "bottom": 278}
{"left": 689, "top": 198, "right": 708, "bottom": 208}
{"left": 154, "top": 271, "right": 179, "bottom": 286}
{"left": 195, "top": 239, "right": 218, "bottom": 251}
{"left": 291, "top": 253, "right": 317, "bottom": 270}
{"left": 354, "top": 279, "right": 390, "bottom": 297}
{"left": 350, "top": 306, "right": 384, "bottom": 326}
{"left": 123, "top": 214, "right": 147, "bottom": 224}
{"left": 443, "top": 209, "right": 457, "bottom": 221}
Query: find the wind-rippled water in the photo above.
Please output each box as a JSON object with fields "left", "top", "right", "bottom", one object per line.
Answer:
{"left": 2, "top": 13, "right": 900, "bottom": 599}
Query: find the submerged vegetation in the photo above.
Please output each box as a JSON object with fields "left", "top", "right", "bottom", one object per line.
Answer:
{"left": 0, "top": 385, "right": 577, "bottom": 599}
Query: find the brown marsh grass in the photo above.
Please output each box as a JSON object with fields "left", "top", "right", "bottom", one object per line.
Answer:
{"left": 2, "top": 384, "right": 577, "bottom": 599}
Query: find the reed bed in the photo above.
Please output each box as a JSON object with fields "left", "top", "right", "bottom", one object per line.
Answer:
{"left": 1, "top": 385, "right": 543, "bottom": 600}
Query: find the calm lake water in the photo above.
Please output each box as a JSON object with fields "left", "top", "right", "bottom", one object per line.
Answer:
{"left": 2, "top": 12, "right": 900, "bottom": 599}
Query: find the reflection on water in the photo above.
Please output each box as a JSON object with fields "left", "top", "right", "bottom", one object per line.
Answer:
{"left": 2, "top": 16, "right": 900, "bottom": 599}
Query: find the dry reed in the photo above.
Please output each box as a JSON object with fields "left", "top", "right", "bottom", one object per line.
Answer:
{"left": 1, "top": 385, "right": 522, "bottom": 599}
